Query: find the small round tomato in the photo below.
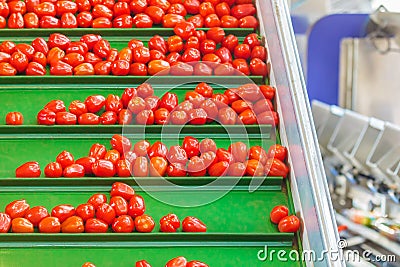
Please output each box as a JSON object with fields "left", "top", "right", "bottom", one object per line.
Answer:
{"left": 68, "top": 100, "right": 87, "bottom": 116}
{"left": 208, "top": 161, "right": 229, "bottom": 176}
{"left": 92, "top": 159, "right": 116, "bottom": 177}
{"left": 245, "top": 159, "right": 264, "bottom": 176}
{"left": 227, "top": 162, "right": 246, "bottom": 176}
{"left": 204, "top": 14, "right": 221, "bottom": 28}
{"left": 63, "top": 164, "right": 85, "bottom": 177}
{"left": 199, "top": 1, "right": 214, "bottom": 17}
{"left": 56, "top": 150, "right": 74, "bottom": 169}
{"left": 278, "top": 215, "right": 300, "bottom": 233}
{"left": 136, "top": 109, "right": 155, "bottom": 125}
{"left": 130, "top": 0, "right": 147, "bottom": 14}
{"left": 169, "top": 110, "right": 188, "bottom": 125}
{"left": 38, "top": 217, "right": 61, "bottom": 233}
{"left": 112, "top": 215, "right": 135, "bottom": 232}
{"left": 249, "top": 146, "right": 268, "bottom": 165}
{"left": 51, "top": 204, "right": 75, "bottom": 223}
{"left": 206, "top": 27, "right": 225, "bottom": 44}
{"left": 232, "top": 58, "right": 250, "bottom": 75}
{"left": 104, "top": 149, "right": 121, "bottom": 165}
{"left": 61, "top": 216, "right": 84, "bottom": 233}
{"left": 200, "top": 39, "right": 216, "bottom": 55}
{"left": 193, "top": 62, "right": 212, "bottom": 75}
{"left": 24, "top": 61, "right": 45, "bottom": 75}
{"left": 166, "top": 162, "right": 187, "bottom": 176}
{"left": 182, "top": 216, "right": 206, "bottom": 232}
{"left": 88, "top": 143, "right": 107, "bottom": 160}
{"left": 153, "top": 108, "right": 169, "bottom": 125}
{"left": 144, "top": 96, "right": 160, "bottom": 112}
{"left": 6, "top": 112, "right": 23, "bottom": 125}
{"left": 160, "top": 213, "right": 180, "bottom": 232}
{"left": 166, "top": 145, "right": 187, "bottom": 164}
{"left": 128, "top": 195, "right": 145, "bottom": 218}
{"left": 96, "top": 203, "right": 116, "bottom": 225}
{"left": 133, "top": 140, "right": 150, "bottom": 156}
{"left": 184, "top": 0, "right": 200, "bottom": 14}
{"left": 24, "top": 206, "right": 49, "bottom": 226}
{"left": 128, "top": 96, "right": 146, "bottom": 115}
{"left": 87, "top": 193, "right": 107, "bottom": 209}
{"left": 132, "top": 156, "right": 149, "bottom": 177}
{"left": 238, "top": 109, "right": 256, "bottom": 125}
{"left": 111, "top": 134, "right": 132, "bottom": 154}
{"left": 76, "top": 11, "right": 92, "bottom": 27}
{"left": 168, "top": 3, "right": 186, "bottom": 16}
{"left": 118, "top": 109, "right": 133, "bottom": 124}
{"left": 5, "top": 199, "right": 30, "bottom": 219}
{"left": 148, "top": 59, "right": 170, "bottom": 75}
{"left": 8, "top": 13, "right": 24, "bottom": 29}
{"left": 167, "top": 35, "right": 183, "bottom": 53}
{"left": 187, "top": 108, "right": 207, "bottom": 125}
{"left": 134, "top": 214, "right": 155, "bottom": 232}
{"left": 182, "top": 136, "right": 200, "bottom": 158}
{"left": 75, "top": 203, "right": 95, "bottom": 222}
{"left": 199, "top": 138, "right": 217, "bottom": 154}
{"left": 85, "top": 217, "right": 108, "bottom": 233}
{"left": 145, "top": 5, "right": 164, "bottom": 24}
{"left": 218, "top": 107, "right": 236, "bottom": 125}
{"left": 234, "top": 44, "right": 251, "bottom": 60}
{"left": 37, "top": 109, "right": 56, "bottom": 125}
{"left": 75, "top": 157, "right": 95, "bottom": 176}
{"left": 0, "top": 62, "right": 17, "bottom": 76}
{"left": 133, "top": 13, "right": 153, "bottom": 28}
{"left": 187, "top": 156, "right": 206, "bottom": 176}
{"left": 159, "top": 92, "right": 178, "bottom": 112}
{"left": 56, "top": 112, "right": 77, "bottom": 125}
{"left": 116, "top": 159, "right": 132, "bottom": 177}
{"left": 149, "top": 156, "right": 168, "bottom": 176}
{"left": 78, "top": 113, "right": 99, "bottom": 125}
{"left": 239, "top": 15, "right": 258, "bottom": 29}
{"left": 249, "top": 58, "right": 267, "bottom": 76}
{"left": 15, "top": 161, "right": 41, "bottom": 178}
{"left": 12, "top": 218, "right": 34, "bottom": 233}
{"left": 147, "top": 141, "right": 168, "bottom": 158}
{"left": 228, "top": 142, "right": 248, "bottom": 163}
{"left": 44, "top": 162, "right": 63, "bottom": 178}
{"left": 231, "top": 3, "right": 255, "bottom": 19}
{"left": 162, "top": 13, "right": 185, "bottom": 28}
{"left": 109, "top": 196, "right": 128, "bottom": 216}
{"left": 10, "top": 51, "right": 28, "bottom": 73}
{"left": 270, "top": 205, "right": 289, "bottom": 224}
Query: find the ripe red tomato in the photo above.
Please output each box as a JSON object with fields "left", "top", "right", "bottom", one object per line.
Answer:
{"left": 134, "top": 214, "right": 155, "bottom": 232}
{"left": 234, "top": 44, "right": 251, "bottom": 60}
{"left": 160, "top": 213, "right": 180, "bottom": 232}
{"left": 61, "top": 216, "right": 84, "bottom": 233}
{"left": 228, "top": 142, "right": 248, "bottom": 162}
{"left": 249, "top": 146, "right": 268, "bottom": 165}
{"left": 38, "top": 217, "right": 61, "bottom": 233}
{"left": 63, "top": 163, "right": 85, "bottom": 177}
{"left": 278, "top": 215, "right": 300, "bottom": 233}
{"left": 239, "top": 15, "right": 258, "bottom": 29}
{"left": 25, "top": 61, "right": 45, "bottom": 75}
{"left": 0, "top": 62, "right": 17, "bottom": 75}
{"left": 128, "top": 195, "right": 145, "bottom": 218}
{"left": 5, "top": 112, "right": 23, "bottom": 125}
{"left": 8, "top": 13, "right": 24, "bottom": 29}
{"left": 187, "top": 261, "right": 209, "bottom": 267}
{"left": 76, "top": 11, "right": 93, "bottom": 27}
{"left": 112, "top": 215, "right": 135, "bottom": 232}
{"left": 257, "top": 111, "right": 279, "bottom": 125}
{"left": 75, "top": 157, "right": 95, "bottom": 175}
{"left": 206, "top": 27, "right": 225, "bottom": 44}
{"left": 56, "top": 112, "right": 77, "bottom": 125}
{"left": 149, "top": 156, "right": 168, "bottom": 176}
{"left": 167, "top": 35, "right": 183, "bottom": 53}
{"left": 238, "top": 109, "right": 257, "bottom": 124}
{"left": 133, "top": 156, "right": 149, "bottom": 177}
{"left": 169, "top": 110, "right": 188, "bottom": 124}
{"left": 130, "top": 0, "right": 147, "bottom": 14}
{"left": 249, "top": 58, "right": 267, "bottom": 76}
{"left": 133, "top": 140, "right": 150, "bottom": 156}
{"left": 51, "top": 204, "right": 75, "bottom": 223}
{"left": 201, "top": 151, "right": 217, "bottom": 170}
{"left": 114, "top": 2, "right": 130, "bottom": 16}
{"left": 187, "top": 108, "right": 207, "bottom": 125}
{"left": 182, "top": 216, "right": 206, "bottom": 232}
{"left": 5, "top": 199, "right": 30, "bottom": 219}
{"left": 10, "top": 51, "right": 28, "bottom": 73}
{"left": 111, "top": 134, "right": 132, "bottom": 154}
{"left": 50, "top": 61, "right": 73, "bottom": 75}
{"left": 159, "top": 92, "right": 178, "bottom": 112}
{"left": 259, "top": 85, "right": 275, "bottom": 100}
{"left": 133, "top": 13, "right": 153, "bottom": 28}
{"left": 24, "top": 206, "right": 49, "bottom": 226}
{"left": 270, "top": 205, "right": 289, "bottom": 224}
{"left": 148, "top": 59, "right": 170, "bottom": 75}
{"left": 231, "top": 100, "right": 251, "bottom": 114}
{"left": 227, "top": 162, "right": 246, "bottom": 176}
{"left": 231, "top": 3, "right": 255, "bottom": 19}
{"left": 265, "top": 158, "right": 289, "bottom": 177}
{"left": 12, "top": 218, "right": 34, "bottom": 233}
{"left": 56, "top": 150, "right": 74, "bottom": 169}
{"left": 110, "top": 182, "right": 135, "bottom": 201}
{"left": 136, "top": 109, "right": 155, "bottom": 125}
{"left": 166, "top": 145, "right": 188, "bottom": 164}
{"left": 218, "top": 107, "right": 236, "bottom": 125}
{"left": 166, "top": 162, "right": 187, "bottom": 176}
{"left": 187, "top": 156, "right": 206, "bottom": 176}
{"left": 85, "top": 217, "right": 108, "bottom": 233}
{"left": 184, "top": 0, "right": 199, "bottom": 14}
{"left": 208, "top": 161, "right": 229, "bottom": 176}
{"left": 75, "top": 203, "right": 95, "bottom": 222}
{"left": 15, "top": 161, "right": 41, "bottom": 178}
{"left": 96, "top": 203, "right": 116, "bottom": 225}
{"left": 147, "top": 141, "right": 168, "bottom": 158}
{"left": 144, "top": 96, "right": 160, "bottom": 111}
{"left": 200, "top": 39, "right": 216, "bottom": 55}
{"left": 193, "top": 62, "right": 212, "bottom": 75}
{"left": 132, "top": 46, "right": 150, "bottom": 64}
{"left": 0, "top": 2, "right": 9, "bottom": 18}
{"left": 267, "top": 144, "right": 287, "bottom": 161}
{"left": 232, "top": 59, "right": 250, "bottom": 75}
{"left": 145, "top": 5, "right": 164, "bottom": 24}
{"left": 87, "top": 193, "right": 107, "bottom": 209}
{"left": 116, "top": 160, "right": 131, "bottom": 177}
{"left": 24, "top": 12, "right": 39, "bottom": 28}
{"left": 199, "top": 138, "right": 217, "bottom": 154}
{"left": 109, "top": 196, "right": 128, "bottom": 216}
{"left": 44, "top": 162, "right": 63, "bottom": 178}
{"left": 118, "top": 109, "right": 133, "bottom": 124}
{"left": 182, "top": 136, "right": 200, "bottom": 158}
{"left": 245, "top": 159, "right": 264, "bottom": 176}
{"left": 0, "top": 213, "right": 11, "bottom": 233}
{"left": 104, "top": 149, "right": 120, "bottom": 165}
{"left": 162, "top": 13, "right": 185, "bottom": 28}
{"left": 92, "top": 159, "right": 116, "bottom": 177}
{"left": 204, "top": 14, "right": 221, "bottom": 27}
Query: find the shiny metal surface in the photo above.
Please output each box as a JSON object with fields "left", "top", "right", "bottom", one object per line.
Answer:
{"left": 259, "top": 1, "right": 344, "bottom": 266}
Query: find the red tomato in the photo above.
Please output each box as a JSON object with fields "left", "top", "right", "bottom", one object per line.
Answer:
{"left": 122, "top": 151, "right": 137, "bottom": 165}
{"left": 133, "top": 140, "right": 150, "bottom": 156}
{"left": 32, "top": 52, "right": 47, "bottom": 67}
{"left": 206, "top": 27, "right": 225, "bottom": 44}
{"left": 128, "top": 96, "right": 146, "bottom": 115}
{"left": 61, "top": 12, "right": 77, "bottom": 28}
{"left": 208, "top": 161, "right": 229, "bottom": 176}
{"left": 238, "top": 109, "right": 256, "bottom": 125}
{"left": 148, "top": 59, "right": 170, "bottom": 75}
{"left": 114, "top": 2, "right": 130, "bottom": 16}
{"left": 227, "top": 162, "right": 246, "bottom": 176}
{"left": 145, "top": 5, "right": 164, "bottom": 24}
{"left": 167, "top": 145, "right": 188, "bottom": 164}
{"left": 264, "top": 158, "right": 288, "bottom": 177}
{"left": 51, "top": 204, "right": 75, "bottom": 223}
{"left": 130, "top": 0, "right": 147, "bottom": 14}
{"left": 249, "top": 146, "right": 268, "bottom": 165}
{"left": 218, "top": 107, "right": 236, "bottom": 125}
{"left": 187, "top": 156, "right": 206, "bottom": 176}
{"left": 215, "top": 148, "right": 233, "bottom": 163}
{"left": 50, "top": 61, "right": 73, "bottom": 75}
{"left": 160, "top": 213, "right": 180, "bottom": 232}
{"left": 104, "top": 149, "right": 120, "bottom": 165}
{"left": 165, "top": 257, "right": 187, "bottom": 267}
{"left": 111, "top": 134, "right": 132, "bottom": 154}
{"left": 37, "top": 109, "right": 56, "bottom": 125}
{"left": 112, "top": 215, "right": 135, "bottom": 232}
{"left": 0, "top": 2, "right": 9, "bottom": 18}
{"left": 75, "top": 203, "right": 95, "bottom": 222}
{"left": 232, "top": 58, "right": 250, "bottom": 75}
{"left": 239, "top": 15, "right": 258, "bottom": 29}
{"left": 75, "top": 157, "right": 95, "bottom": 175}
{"left": 88, "top": 143, "right": 107, "bottom": 160}
{"left": 249, "top": 58, "right": 267, "bottom": 76}
{"left": 193, "top": 62, "right": 212, "bottom": 75}
{"left": 245, "top": 159, "right": 264, "bottom": 176}
{"left": 8, "top": 13, "right": 24, "bottom": 29}
{"left": 10, "top": 51, "right": 28, "bottom": 73}
{"left": 231, "top": 3, "right": 255, "bottom": 19}
{"left": 153, "top": 108, "right": 169, "bottom": 125}
{"left": 213, "top": 62, "right": 235, "bottom": 75}
{"left": 204, "top": 14, "right": 220, "bottom": 27}
{"left": 74, "top": 62, "right": 95, "bottom": 75}
{"left": 270, "top": 205, "right": 289, "bottom": 224}
{"left": 134, "top": 214, "right": 155, "bottom": 232}
{"left": 38, "top": 217, "right": 61, "bottom": 233}
{"left": 31, "top": 37, "right": 48, "bottom": 55}
{"left": 184, "top": 0, "right": 199, "bottom": 14}
{"left": 228, "top": 142, "right": 248, "bottom": 162}
{"left": 85, "top": 217, "right": 108, "bottom": 233}
{"left": 243, "top": 33, "right": 261, "bottom": 49}
{"left": 132, "top": 46, "right": 150, "bottom": 64}
{"left": 118, "top": 109, "right": 133, "bottom": 124}
{"left": 96, "top": 203, "right": 116, "bottom": 225}
{"left": 92, "top": 159, "right": 116, "bottom": 177}
{"left": 93, "top": 39, "right": 111, "bottom": 59}
{"left": 259, "top": 85, "right": 275, "bottom": 100}
{"left": 149, "top": 0, "right": 170, "bottom": 11}
{"left": 187, "top": 261, "right": 209, "bottom": 267}
{"left": 234, "top": 44, "right": 251, "bottom": 60}
{"left": 198, "top": 1, "right": 213, "bottom": 17}
{"left": 15, "top": 161, "right": 41, "bottom": 177}
{"left": 200, "top": 39, "right": 216, "bottom": 55}
{"left": 55, "top": 112, "right": 77, "bottom": 125}
{"left": 182, "top": 216, "right": 206, "bottom": 232}
{"left": 182, "top": 136, "right": 200, "bottom": 158}
{"left": 44, "top": 99, "right": 65, "bottom": 113}
{"left": 168, "top": 3, "right": 186, "bottom": 16}
{"left": 76, "top": 11, "right": 92, "bottom": 27}
{"left": 12, "top": 218, "right": 34, "bottom": 233}
{"left": 137, "top": 83, "right": 154, "bottom": 98}
{"left": 61, "top": 216, "right": 84, "bottom": 233}
{"left": 133, "top": 156, "right": 149, "bottom": 177}
{"left": 116, "top": 159, "right": 132, "bottom": 177}
{"left": 167, "top": 35, "right": 183, "bottom": 53}
{"left": 267, "top": 144, "right": 287, "bottom": 162}
{"left": 99, "top": 111, "right": 117, "bottom": 125}
{"left": 24, "top": 206, "right": 49, "bottom": 226}
{"left": 162, "top": 13, "right": 185, "bottom": 28}
{"left": 109, "top": 196, "right": 128, "bottom": 216}
{"left": 149, "top": 156, "right": 168, "bottom": 176}
{"left": 159, "top": 92, "right": 178, "bottom": 112}
{"left": 144, "top": 96, "right": 160, "bottom": 112}
{"left": 87, "top": 193, "right": 107, "bottom": 209}
{"left": 24, "top": 12, "right": 39, "bottom": 28}
{"left": 220, "top": 15, "right": 239, "bottom": 28}
{"left": 169, "top": 110, "right": 188, "bottom": 124}
{"left": 63, "top": 164, "right": 85, "bottom": 177}
{"left": 251, "top": 45, "right": 267, "bottom": 61}
{"left": 201, "top": 151, "right": 217, "bottom": 170}
{"left": 110, "top": 182, "right": 135, "bottom": 201}
{"left": 35, "top": 2, "right": 55, "bottom": 17}
{"left": 199, "top": 138, "right": 217, "bottom": 154}
{"left": 56, "top": 150, "right": 74, "bottom": 169}
{"left": 278, "top": 215, "right": 300, "bottom": 233}
{"left": 5, "top": 112, "right": 23, "bottom": 125}
{"left": 121, "top": 87, "right": 137, "bottom": 108}
{"left": 136, "top": 109, "right": 155, "bottom": 125}
{"left": 0, "top": 62, "right": 17, "bottom": 75}
{"left": 128, "top": 195, "right": 145, "bottom": 218}
{"left": 133, "top": 13, "right": 153, "bottom": 28}
{"left": 216, "top": 2, "right": 230, "bottom": 17}
{"left": 166, "top": 162, "right": 187, "bottom": 176}
{"left": 83, "top": 95, "right": 105, "bottom": 113}
{"left": 257, "top": 111, "right": 279, "bottom": 125}
{"left": 5, "top": 199, "right": 30, "bottom": 219}
{"left": 44, "top": 162, "right": 63, "bottom": 178}
{"left": 147, "top": 141, "right": 168, "bottom": 158}
{"left": 187, "top": 108, "right": 207, "bottom": 125}
{"left": 215, "top": 47, "right": 232, "bottom": 63}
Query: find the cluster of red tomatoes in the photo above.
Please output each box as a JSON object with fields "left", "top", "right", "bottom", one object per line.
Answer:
{"left": 83, "top": 256, "right": 209, "bottom": 267}
{"left": 0, "top": 182, "right": 206, "bottom": 233}
{"left": 269, "top": 205, "right": 300, "bottom": 233}
{"left": 0, "top": 0, "right": 258, "bottom": 29}
{"left": 32, "top": 82, "right": 277, "bottom": 126}
{"left": 15, "top": 134, "right": 289, "bottom": 178}
{"left": 0, "top": 29, "right": 267, "bottom": 76}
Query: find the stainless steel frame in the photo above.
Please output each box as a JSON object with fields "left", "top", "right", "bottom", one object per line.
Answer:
{"left": 258, "top": 1, "right": 344, "bottom": 266}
